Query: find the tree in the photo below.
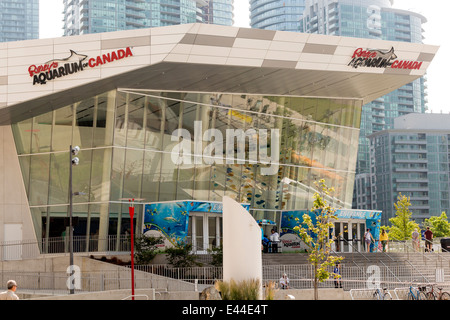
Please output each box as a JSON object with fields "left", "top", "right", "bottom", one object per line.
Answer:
{"left": 293, "top": 179, "right": 344, "bottom": 300}
{"left": 134, "top": 235, "right": 164, "bottom": 264}
{"left": 387, "top": 193, "right": 420, "bottom": 241}
{"left": 424, "top": 212, "right": 450, "bottom": 238}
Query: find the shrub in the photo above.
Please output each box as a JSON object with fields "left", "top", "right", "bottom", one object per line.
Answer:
{"left": 215, "top": 279, "right": 260, "bottom": 300}
{"left": 134, "top": 235, "right": 163, "bottom": 264}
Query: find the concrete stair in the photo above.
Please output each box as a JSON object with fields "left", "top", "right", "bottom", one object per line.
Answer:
{"left": 262, "top": 252, "right": 450, "bottom": 289}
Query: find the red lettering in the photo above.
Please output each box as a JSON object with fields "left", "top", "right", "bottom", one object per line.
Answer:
{"left": 415, "top": 61, "right": 423, "bottom": 70}
{"left": 96, "top": 56, "right": 103, "bottom": 66}
{"left": 391, "top": 60, "right": 399, "bottom": 69}
{"left": 102, "top": 53, "right": 111, "bottom": 63}
{"left": 352, "top": 48, "right": 378, "bottom": 59}
{"left": 111, "top": 51, "right": 118, "bottom": 61}
{"left": 352, "top": 48, "right": 363, "bottom": 58}
{"left": 89, "top": 58, "right": 96, "bottom": 68}
{"left": 118, "top": 49, "right": 125, "bottom": 59}
{"left": 125, "top": 47, "right": 133, "bottom": 57}
{"left": 28, "top": 62, "right": 58, "bottom": 77}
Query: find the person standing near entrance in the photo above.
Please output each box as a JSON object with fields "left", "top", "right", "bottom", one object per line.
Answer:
{"left": 0, "top": 280, "right": 19, "bottom": 300}
{"left": 333, "top": 263, "right": 342, "bottom": 288}
{"left": 379, "top": 229, "right": 389, "bottom": 252}
{"left": 364, "top": 229, "right": 374, "bottom": 253}
{"left": 269, "top": 229, "right": 280, "bottom": 253}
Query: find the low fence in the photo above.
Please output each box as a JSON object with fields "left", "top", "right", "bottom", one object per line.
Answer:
{"left": 2, "top": 262, "right": 450, "bottom": 298}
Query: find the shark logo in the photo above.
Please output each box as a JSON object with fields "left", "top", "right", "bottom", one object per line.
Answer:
{"left": 44, "top": 50, "right": 88, "bottom": 67}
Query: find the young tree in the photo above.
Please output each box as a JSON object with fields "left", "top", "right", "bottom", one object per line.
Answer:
{"left": 387, "top": 193, "right": 420, "bottom": 241}
{"left": 424, "top": 212, "right": 450, "bottom": 238}
{"left": 293, "top": 179, "right": 344, "bottom": 300}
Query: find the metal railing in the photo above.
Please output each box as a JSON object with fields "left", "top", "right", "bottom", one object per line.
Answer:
{"left": 0, "top": 235, "right": 131, "bottom": 261}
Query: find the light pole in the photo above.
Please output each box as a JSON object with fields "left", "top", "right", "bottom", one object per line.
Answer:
{"left": 68, "top": 145, "right": 80, "bottom": 294}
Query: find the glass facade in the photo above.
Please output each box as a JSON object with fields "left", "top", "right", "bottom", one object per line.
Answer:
{"left": 12, "top": 89, "right": 362, "bottom": 252}
{"left": 0, "top": 0, "right": 39, "bottom": 42}
{"left": 63, "top": 0, "right": 233, "bottom": 36}
{"left": 250, "top": 0, "right": 305, "bottom": 32}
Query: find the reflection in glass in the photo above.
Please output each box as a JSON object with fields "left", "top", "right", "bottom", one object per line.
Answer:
{"left": 13, "top": 89, "right": 362, "bottom": 252}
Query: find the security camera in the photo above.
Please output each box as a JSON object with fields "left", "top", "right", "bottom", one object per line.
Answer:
{"left": 72, "top": 146, "right": 80, "bottom": 155}
{"left": 71, "top": 157, "right": 79, "bottom": 166}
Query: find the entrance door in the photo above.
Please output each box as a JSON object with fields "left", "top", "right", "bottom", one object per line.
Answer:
{"left": 188, "top": 212, "right": 222, "bottom": 254}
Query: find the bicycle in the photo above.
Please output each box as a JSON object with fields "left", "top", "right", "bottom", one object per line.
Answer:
{"left": 373, "top": 287, "right": 392, "bottom": 300}
{"left": 424, "top": 284, "right": 450, "bottom": 300}
{"left": 407, "top": 282, "right": 427, "bottom": 300}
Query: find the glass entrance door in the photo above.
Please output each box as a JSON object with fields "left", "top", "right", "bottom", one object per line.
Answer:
{"left": 188, "top": 212, "right": 222, "bottom": 254}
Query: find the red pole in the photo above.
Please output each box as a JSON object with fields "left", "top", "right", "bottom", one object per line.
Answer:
{"left": 129, "top": 199, "right": 135, "bottom": 300}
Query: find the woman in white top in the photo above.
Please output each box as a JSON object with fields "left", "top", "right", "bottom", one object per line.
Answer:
{"left": 364, "top": 229, "right": 374, "bottom": 253}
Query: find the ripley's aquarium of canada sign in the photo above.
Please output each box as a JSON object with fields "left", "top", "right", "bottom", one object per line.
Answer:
{"left": 28, "top": 47, "right": 133, "bottom": 85}
{"left": 348, "top": 47, "right": 423, "bottom": 70}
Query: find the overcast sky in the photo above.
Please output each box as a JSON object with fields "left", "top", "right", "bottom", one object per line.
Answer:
{"left": 39, "top": 0, "right": 449, "bottom": 113}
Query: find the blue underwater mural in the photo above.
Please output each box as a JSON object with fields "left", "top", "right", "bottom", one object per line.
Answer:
{"left": 143, "top": 200, "right": 250, "bottom": 245}
{"left": 280, "top": 209, "right": 382, "bottom": 249}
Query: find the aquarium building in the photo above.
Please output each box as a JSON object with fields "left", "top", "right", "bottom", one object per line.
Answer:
{"left": 0, "top": 23, "right": 437, "bottom": 258}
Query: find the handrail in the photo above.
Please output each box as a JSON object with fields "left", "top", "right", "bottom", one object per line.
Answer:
{"left": 405, "top": 260, "right": 431, "bottom": 284}
{"left": 379, "top": 260, "right": 402, "bottom": 284}
{"left": 389, "top": 239, "right": 450, "bottom": 268}
{"left": 337, "top": 238, "right": 370, "bottom": 262}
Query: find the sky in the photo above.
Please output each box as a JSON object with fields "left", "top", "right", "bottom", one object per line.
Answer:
{"left": 39, "top": 0, "right": 449, "bottom": 113}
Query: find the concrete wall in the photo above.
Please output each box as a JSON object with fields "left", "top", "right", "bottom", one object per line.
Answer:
{"left": 0, "top": 125, "right": 37, "bottom": 248}
{"left": 26, "top": 288, "right": 197, "bottom": 300}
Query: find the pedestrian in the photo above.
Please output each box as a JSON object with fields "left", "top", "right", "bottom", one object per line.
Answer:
{"left": 279, "top": 273, "right": 290, "bottom": 290}
{"left": 0, "top": 280, "right": 19, "bottom": 300}
{"left": 333, "top": 263, "right": 342, "bottom": 288}
{"left": 379, "top": 229, "right": 389, "bottom": 252}
{"left": 411, "top": 228, "right": 420, "bottom": 252}
{"left": 424, "top": 227, "right": 433, "bottom": 252}
{"left": 269, "top": 229, "right": 280, "bottom": 253}
{"left": 364, "top": 229, "right": 374, "bottom": 253}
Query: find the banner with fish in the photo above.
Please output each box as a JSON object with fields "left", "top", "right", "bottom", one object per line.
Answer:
{"left": 143, "top": 200, "right": 250, "bottom": 246}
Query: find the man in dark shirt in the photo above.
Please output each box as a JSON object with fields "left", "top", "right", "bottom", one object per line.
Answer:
{"left": 424, "top": 227, "right": 433, "bottom": 252}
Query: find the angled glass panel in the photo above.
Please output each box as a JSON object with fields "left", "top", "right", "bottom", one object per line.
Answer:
{"left": 52, "top": 105, "right": 74, "bottom": 152}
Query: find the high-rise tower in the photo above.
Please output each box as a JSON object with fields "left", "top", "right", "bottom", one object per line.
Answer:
{"left": 0, "top": 0, "right": 39, "bottom": 42}
{"left": 63, "top": 0, "right": 234, "bottom": 36}
{"left": 250, "top": 0, "right": 305, "bottom": 31}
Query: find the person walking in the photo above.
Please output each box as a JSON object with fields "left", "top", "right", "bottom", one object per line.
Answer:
{"left": 411, "top": 228, "right": 420, "bottom": 252}
{"left": 364, "top": 229, "right": 374, "bottom": 253}
{"left": 424, "top": 227, "right": 433, "bottom": 252}
{"left": 0, "top": 280, "right": 19, "bottom": 300}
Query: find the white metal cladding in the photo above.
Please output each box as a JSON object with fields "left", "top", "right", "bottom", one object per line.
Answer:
{"left": 0, "top": 23, "right": 439, "bottom": 125}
